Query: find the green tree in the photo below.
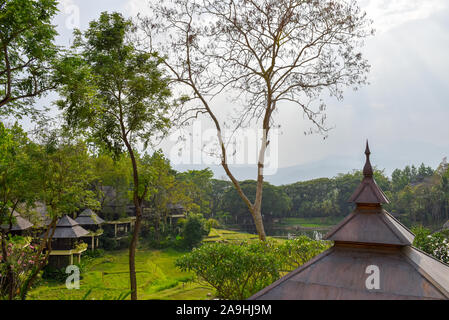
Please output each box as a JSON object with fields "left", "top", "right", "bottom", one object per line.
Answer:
{"left": 0, "top": 123, "right": 98, "bottom": 299}
{"left": 56, "top": 12, "right": 172, "bottom": 300}
{"left": 0, "top": 0, "right": 59, "bottom": 116}
{"left": 222, "top": 180, "right": 291, "bottom": 227}
{"left": 90, "top": 153, "right": 131, "bottom": 220}
{"left": 0, "top": 121, "right": 39, "bottom": 299}
{"left": 143, "top": 0, "right": 373, "bottom": 240}
{"left": 176, "top": 169, "right": 214, "bottom": 216}
{"left": 176, "top": 241, "right": 280, "bottom": 299}
{"left": 20, "top": 131, "right": 99, "bottom": 300}
{"left": 181, "top": 214, "right": 209, "bottom": 249}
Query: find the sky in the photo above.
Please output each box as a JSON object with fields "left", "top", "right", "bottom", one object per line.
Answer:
{"left": 16, "top": 0, "right": 449, "bottom": 182}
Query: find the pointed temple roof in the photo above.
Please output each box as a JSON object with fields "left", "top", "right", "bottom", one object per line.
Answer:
{"left": 1, "top": 211, "right": 33, "bottom": 231}
{"left": 348, "top": 141, "right": 390, "bottom": 204}
{"left": 43, "top": 215, "right": 90, "bottom": 239}
{"left": 250, "top": 142, "right": 449, "bottom": 300}
{"left": 75, "top": 208, "right": 105, "bottom": 226}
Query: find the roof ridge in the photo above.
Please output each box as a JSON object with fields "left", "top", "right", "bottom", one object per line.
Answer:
{"left": 249, "top": 248, "right": 334, "bottom": 300}
{"left": 401, "top": 246, "right": 449, "bottom": 298}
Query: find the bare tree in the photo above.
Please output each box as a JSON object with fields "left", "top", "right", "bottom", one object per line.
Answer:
{"left": 141, "top": 0, "right": 373, "bottom": 240}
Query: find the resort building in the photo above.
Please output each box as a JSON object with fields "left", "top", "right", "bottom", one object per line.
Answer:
{"left": 75, "top": 208, "right": 105, "bottom": 251}
{"left": 44, "top": 215, "right": 89, "bottom": 269}
{"left": 0, "top": 211, "right": 34, "bottom": 236}
{"left": 250, "top": 142, "right": 449, "bottom": 300}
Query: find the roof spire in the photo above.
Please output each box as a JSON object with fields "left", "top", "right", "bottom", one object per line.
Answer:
{"left": 363, "top": 140, "right": 373, "bottom": 177}
{"left": 348, "top": 141, "right": 390, "bottom": 204}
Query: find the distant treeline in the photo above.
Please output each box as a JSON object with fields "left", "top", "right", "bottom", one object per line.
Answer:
{"left": 207, "top": 160, "right": 449, "bottom": 229}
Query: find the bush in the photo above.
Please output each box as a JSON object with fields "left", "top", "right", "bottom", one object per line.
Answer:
{"left": 42, "top": 266, "right": 68, "bottom": 283}
{"left": 175, "top": 236, "right": 331, "bottom": 299}
{"left": 84, "top": 249, "right": 105, "bottom": 259}
{"left": 412, "top": 226, "right": 449, "bottom": 264}
{"left": 278, "top": 235, "right": 332, "bottom": 271}
{"left": 181, "top": 214, "right": 210, "bottom": 249}
{"left": 176, "top": 240, "right": 280, "bottom": 299}
{"left": 100, "top": 237, "right": 129, "bottom": 251}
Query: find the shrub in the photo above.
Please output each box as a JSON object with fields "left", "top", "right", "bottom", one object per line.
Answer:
{"left": 175, "top": 241, "right": 281, "bottom": 299}
{"left": 41, "top": 266, "right": 68, "bottom": 283}
{"left": 175, "top": 236, "right": 331, "bottom": 299}
{"left": 100, "top": 237, "right": 129, "bottom": 251}
{"left": 412, "top": 226, "right": 449, "bottom": 264}
{"left": 84, "top": 249, "right": 105, "bottom": 259}
{"left": 181, "top": 214, "right": 209, "bottom": 249}
{"left": 278, "top": 235, "right": 332, "bottom": 271}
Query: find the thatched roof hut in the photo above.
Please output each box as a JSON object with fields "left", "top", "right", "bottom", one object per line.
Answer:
{"left": 0, "top": 211, "right": 33, "bottom": 232}
{"left": 75, "top": 209, "right": 105, "bottom": 227}
{"left": 46, "top": 215, "right": 89, "bottom": 239}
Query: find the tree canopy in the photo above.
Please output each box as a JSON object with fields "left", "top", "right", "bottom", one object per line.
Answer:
{"left": 0, "top": 0, "right": 59, "bottom": 117}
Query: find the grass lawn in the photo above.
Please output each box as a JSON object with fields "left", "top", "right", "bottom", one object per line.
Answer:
{"left": 28, "top": 247, "right": 213, "bottom": 300}
{"left": 28, "top": 228, "right": 272, "bottom": 300}
{"left": 277, "top": 217, "right": 342, "bottom": 229}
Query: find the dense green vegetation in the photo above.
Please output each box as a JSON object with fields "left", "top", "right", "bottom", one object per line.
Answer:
{"left": 27, "top": 229, "right": 330, "bottom": 300}
{"left": 1, "top": 0, "right": 448, "bottom": 301}
{"left": 208, "top": 162, "right": 449, "bottom": 230}
{"left": 28, "top": 248, "right": 206, "bottom": 300}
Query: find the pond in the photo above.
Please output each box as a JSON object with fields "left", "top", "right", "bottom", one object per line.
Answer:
{"left": 265, "top": 227, "right": 331, "bottom": 240}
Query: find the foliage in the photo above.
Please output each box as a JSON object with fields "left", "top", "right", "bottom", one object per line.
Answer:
{"left": 0, "top": 0, "right": 59, "bottom": 117}
{"left": 181, "top": 214, "right": 210, "bottom": 249}
{"left": 0, "top": 237, "right": 44, "bottom": 299}
{"left": 41, "top": 265, "right": 68, "bottom": 283}
{"left": 222, "top": 180, "right": 291, "bottom": 226}
{"left": 176, "top": 236, "right": 329, "bottom": 299}
{"left": 56, "top": 11, "right": 173, "bottom": 300}
{"left": 143, "top": 0, "right": 373, "bottom": 241}
{"left": 176, "top": 169, "right": 214, "bottom": 216}
{"left": 277, "top": 236, "right": 332, "bottom": 271}
{"left": 175, "top": 241, "right": 281, "bottom": 300}
{"left": 83, "top": 249, "right": 105, "bottom": 259}
{"left": 412, "top": 226, "right": 449, "bottom": 264}
{"left": 56, "top": 12, "right": 172, "bottom": 154}
{"left": 100, "top": 236, "right": 130, "bottom": 251}
{"left": 0, "top": 122, "right": 39, "bottom": 226}
{"left": 28, "top": 248, "right": 208, "bottom": 300}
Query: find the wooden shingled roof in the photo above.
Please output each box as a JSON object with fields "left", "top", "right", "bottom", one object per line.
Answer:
{"left": 75, "top": 208, "right": 105, "bottom": 226}
{"left": 43, "top": 215, "right": 90, "bottom": 239}
{"left": 250, "top": 142, "right": 449, "bottom": 300}
{"left": 0, "top": 211, "right": 33, "bottom": 231}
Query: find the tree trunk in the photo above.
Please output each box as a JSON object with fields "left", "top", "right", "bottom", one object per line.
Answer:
{"left": 129, "top": 200, "right": 142, "bottom": 300}
{"left": 20, "top": 217, "right": 57, "bottom": 300}
{"left": 122, "top": 133, "right": 141, "bottom": 300}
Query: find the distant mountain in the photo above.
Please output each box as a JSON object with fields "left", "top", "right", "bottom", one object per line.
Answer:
{"left": 174, "top": 155, "right": 362, "bottom": 186}
{"left": 174, "top": 141, "right": 448, "bottom": 186}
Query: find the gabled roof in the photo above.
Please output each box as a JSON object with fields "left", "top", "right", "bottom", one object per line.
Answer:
{"left": 43, "top": 215, "right": 89, "bottom": 239}
{"left": 75, "top": 209, "right": 105, "bottom": 226}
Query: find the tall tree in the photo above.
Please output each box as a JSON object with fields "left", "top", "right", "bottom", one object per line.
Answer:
{"left": 0, "top": 123, "right": 98, "bottom": 299}
{"left": 0, "top": 0, "right": 59, "bottom": 117}
{"left": 19, "top": 132, "right": 99, "bottom": 300}
{"left": 56, "top": 12, "right": 172, "bottom": 300}
{"left": 142, "top": 0, "right": 373, "bottom": 240}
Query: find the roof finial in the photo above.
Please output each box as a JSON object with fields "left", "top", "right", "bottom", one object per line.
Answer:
{"left": 363, "top": 140, "right": 373, "bottom": 177}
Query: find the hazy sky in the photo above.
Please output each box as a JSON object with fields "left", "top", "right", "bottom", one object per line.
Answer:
{"left": 21, "top": 0, "right": 449, "bottom": 179}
